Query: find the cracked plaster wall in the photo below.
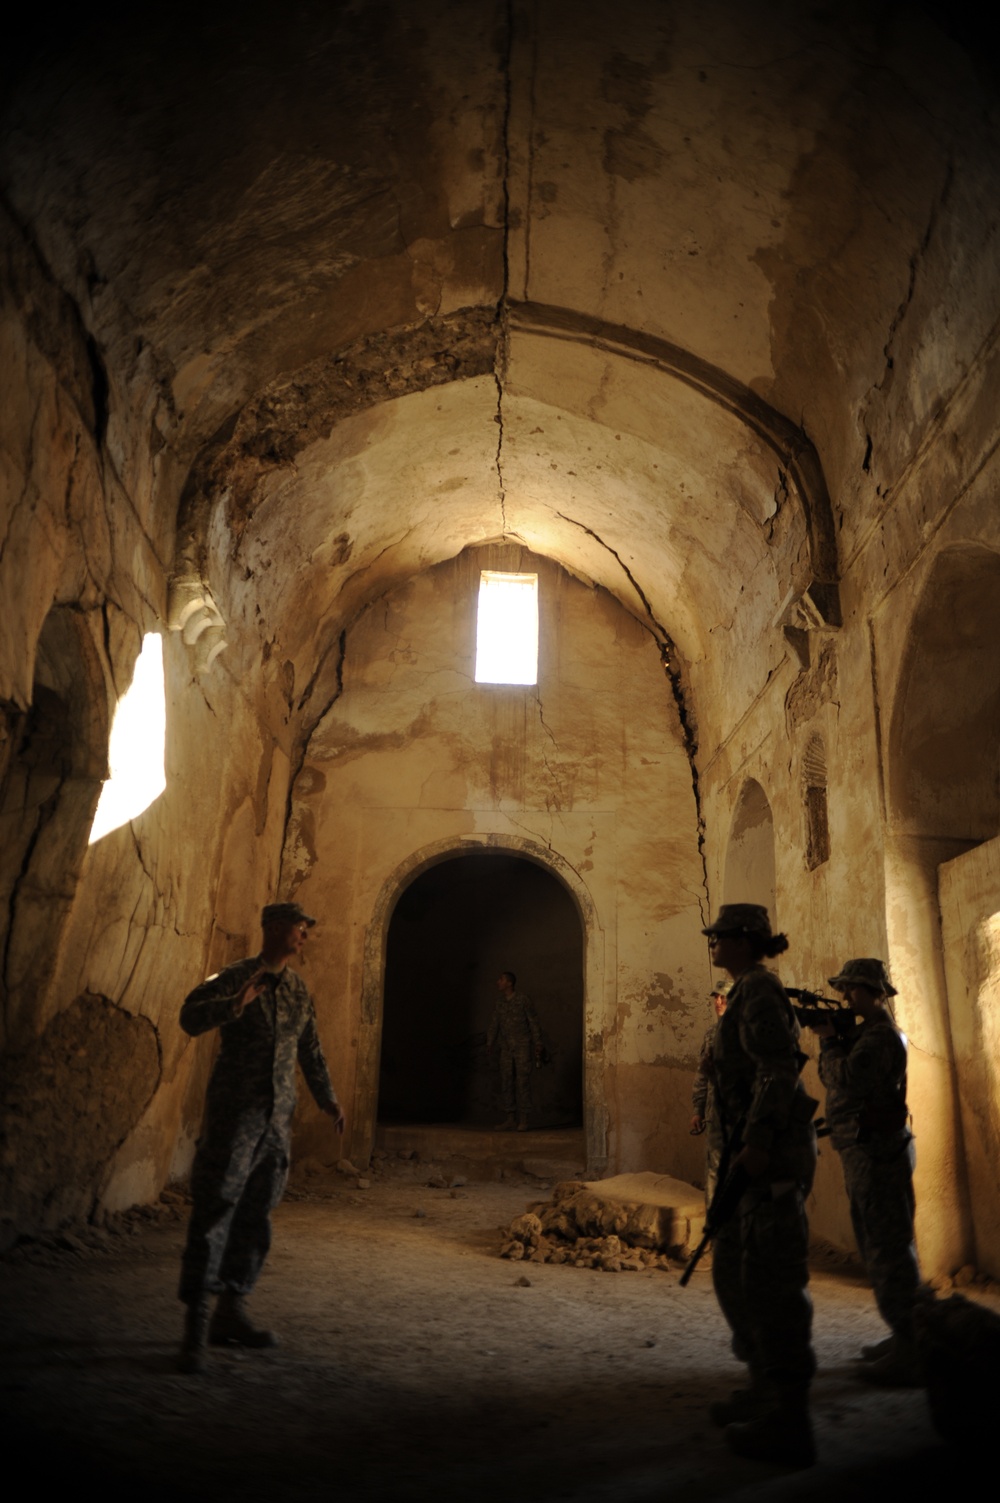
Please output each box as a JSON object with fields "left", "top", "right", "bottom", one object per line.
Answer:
{"left": 696, "top": 427, "right": 1000, "bottom": 1273}
{"left": 280, "top": 547, "right": 711, "bottom": 1184}
{"left": 0, "top": 208, "right": 299, "bottom": 1239}
{"left": 0, "top": 991, "right": 160, "bottom": 1247}
{"left": 2, "top": 0, "right": 1000, "bottom": 1270}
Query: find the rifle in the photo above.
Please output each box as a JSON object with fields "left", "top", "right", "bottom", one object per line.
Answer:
{"left": 786, "top": 987, "right": 859, "bottom": 1038}
{"left": 679, "top": 1127, "right": 749, "bottom": 1287}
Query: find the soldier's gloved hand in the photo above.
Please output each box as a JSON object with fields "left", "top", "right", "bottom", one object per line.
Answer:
{"left": 321, "top": 1101, "right": 346, "bottom": 1135}
{"left": 234, "top": 971, "right": 268, "bottom": 1014}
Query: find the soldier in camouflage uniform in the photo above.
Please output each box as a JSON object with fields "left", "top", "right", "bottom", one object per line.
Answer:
{"left": 487, "top": 971, "right": 543, "bottom": 1131}
{"left": 815, "top": 957, "right": 923, "bottom": 1386}
{"left": 177, "top": 901, "right": 344, "bottom": 1373}
{"left": 690, "top": 982, "right": 729, "bottom": 1203}
{"left": 702, "top": 904, "right": 818, "bottom": 1468}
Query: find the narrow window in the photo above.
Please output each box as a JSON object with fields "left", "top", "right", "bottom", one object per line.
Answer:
{"left": 89, "top": 633, "right": 167, "bottom": 843}
{"left": 474, "top": 571, "right": 538, "bottom": 686}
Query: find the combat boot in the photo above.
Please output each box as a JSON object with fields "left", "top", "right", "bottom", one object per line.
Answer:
{"left": 209, "top": 1292, "right": 279, "bottom": 1348}
{"left": 177, "top": 1298, "right": 210, "bottom": 1373}
{"left": 860, "top": 1335, "right": 893, "bottom": 1362}
{"left": 857, "top": 1336, "right": 922, "bottom": 1387}
{"left": 725, "top": 1389, "right": 816, "bottom": 1468}
{"left": 708, "top": 1386, "right": 766, "bottom": 1427}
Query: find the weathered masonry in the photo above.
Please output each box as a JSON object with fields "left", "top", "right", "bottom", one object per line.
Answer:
{"left": 2, "top": 1, "right": 999, "bottom": 1280}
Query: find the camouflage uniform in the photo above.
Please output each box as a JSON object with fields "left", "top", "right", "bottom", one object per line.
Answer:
{"left": 818, "top": 1016, "right": 919, "bottom": 1341}
{"left": 178, "top": 956, "right": 338, "bottom": 1304}
{"left": 709, "top": 965, "right": 818, "bottom": 1393}
{"left": 693, "top": 1021, "right": 724, "bottom": 1202}
{"left": 488, "top": 990, "right": 542, "bottom": 1122}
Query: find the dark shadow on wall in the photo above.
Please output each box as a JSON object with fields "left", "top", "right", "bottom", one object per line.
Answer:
{"left": 378, "top": 853, "right": 583, "bottom": 1129}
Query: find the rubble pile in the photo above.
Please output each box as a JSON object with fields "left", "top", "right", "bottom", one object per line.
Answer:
{"left": 499, "top": 1172, "right": 706, "bottom": 1272}
{"left": 1, "top": 1189, "right": 190, "bottom": 1266}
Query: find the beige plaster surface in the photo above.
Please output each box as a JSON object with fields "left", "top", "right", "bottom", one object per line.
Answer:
{"left": 939, "top": 837, "right": 1000, "bottom": 1280}
{"left": 2, "top": 0, "right": 1000, "bottom": 1283}
{"left": 281, "top": 549, "right": 709, "bottom": 1179}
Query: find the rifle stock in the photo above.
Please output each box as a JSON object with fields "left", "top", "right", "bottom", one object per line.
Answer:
{"left": 680, "top": 1148, "right": 749, "bottom": 1287}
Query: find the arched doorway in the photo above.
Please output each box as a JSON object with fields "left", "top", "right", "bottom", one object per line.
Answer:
{"left": 378, "top": 852, "right": 584, "bottom": 1130}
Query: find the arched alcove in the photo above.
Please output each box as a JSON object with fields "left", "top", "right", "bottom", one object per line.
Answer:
{"left": 723, "top": 778, "right": 777, "bottom": 925}
{"left": 802, "top": 735, "right": 830, "bottom": 871}
{"left": 885, "top": 543, "right": 1000, "bottom": 1275}
{"left": 890, "top": 544, "right": 1000, "bottom": 846}
{"left": 378, "top": 852, "right": 583, "bottom": 1129}
{"left": 349, "top": 832, "right": 605, "bottom": 1171}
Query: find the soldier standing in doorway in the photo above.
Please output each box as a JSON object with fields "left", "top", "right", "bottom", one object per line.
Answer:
{"left": 488, "top": 970, "right": 543, "bottom": 1131}
{"left": 176, "top": 901, "right": 345, "bottom": 1373}
{"left": 812, "top": 956, "right": 924, "bottom": 1386}
{"left": 690, "top": 981, "right": 729, "bottom": 1202}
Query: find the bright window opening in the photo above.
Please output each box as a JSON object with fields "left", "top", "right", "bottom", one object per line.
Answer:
{"left": 475, "top": 571, "right": 538, "bottom": 685}
{"left": 89, "top": 633, "right": 167, "bottom": 843}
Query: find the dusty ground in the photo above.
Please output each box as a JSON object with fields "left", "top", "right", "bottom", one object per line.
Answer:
{"left": 0, "top": 1159, "right": 983, "bottom": 1502}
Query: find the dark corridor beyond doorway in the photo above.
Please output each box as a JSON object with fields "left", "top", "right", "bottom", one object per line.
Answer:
{"left": 378, "top": 853, "right": 584, "bottom": 1128}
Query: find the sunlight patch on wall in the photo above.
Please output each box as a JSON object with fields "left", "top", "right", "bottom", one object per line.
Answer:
{"left": 474, "top": 571, "right": 538, "bottom": 686}
{"left": 89, "top": 634, "right": 167, "bottom": 843}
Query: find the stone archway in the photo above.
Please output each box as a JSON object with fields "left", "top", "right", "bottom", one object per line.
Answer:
{"left": 884, "top": 543, "right": 1000, "bottom": 1274}
{"left": 349, "top": 833, "right": 606, "bottom": 1172}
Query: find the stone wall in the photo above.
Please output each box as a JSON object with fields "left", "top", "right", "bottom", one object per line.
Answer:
{"left": 2, "top": 1, "right": 999, "bottom": 1276}
{"left": 0, "top": 204, "right": 293, "bottom": 1242}
{"left": 280, "top": 547, "right": 711, "bottom": 1185}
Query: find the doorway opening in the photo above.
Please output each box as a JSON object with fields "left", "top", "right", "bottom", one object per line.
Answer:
{"left": 377, "top": 852, "right": 584, "bottom": 1130}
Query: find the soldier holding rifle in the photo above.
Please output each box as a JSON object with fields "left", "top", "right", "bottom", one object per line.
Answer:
{"left": 699, "top": 904, "right": 819, "bottom": 1468}
{"left": 810, "top": 957, "right": 923, "bottom": 1385}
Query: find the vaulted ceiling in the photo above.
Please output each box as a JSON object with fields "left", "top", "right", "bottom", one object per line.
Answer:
{"left": 3, "top": 0, "right": 995, "bottom": 737}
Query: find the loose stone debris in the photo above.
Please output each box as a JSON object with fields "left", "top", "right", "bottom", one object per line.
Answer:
{"left": 500, "top": 1172, "right": 706, "bottom": 1271}
{"left": 2, "top": 1188, "right": 190, "bottom": 1266}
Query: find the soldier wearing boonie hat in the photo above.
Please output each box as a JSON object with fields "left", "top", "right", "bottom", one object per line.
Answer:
{"left": 699, "top": 903, "right": 818, "bottom": 1467}
{"left": 827, "top": 957, "right": 896, "bottom": 996}
{"left": 815, "top": 955, "right": 923, "bottom": 1386}
{"left": 175, "top": 898, "right": 343, "bottom": 1373}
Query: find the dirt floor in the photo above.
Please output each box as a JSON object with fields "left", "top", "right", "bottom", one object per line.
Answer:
{"left": 0, "top": 1155, "right": 988, "bottom": 1502}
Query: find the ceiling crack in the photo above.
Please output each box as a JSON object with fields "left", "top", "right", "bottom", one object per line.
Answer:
{"left": 553, "top": 510, "right": 709, "bottom": 916}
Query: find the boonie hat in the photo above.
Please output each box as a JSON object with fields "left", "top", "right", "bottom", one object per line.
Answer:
{"left": 702, "top": 904, "right": 772, "bottom": 938}
{"left": 261, "top": 901, "right": 317, "bottom": 928}
{"left": 827, "top": 957, "right": 896, "bottom": 996}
